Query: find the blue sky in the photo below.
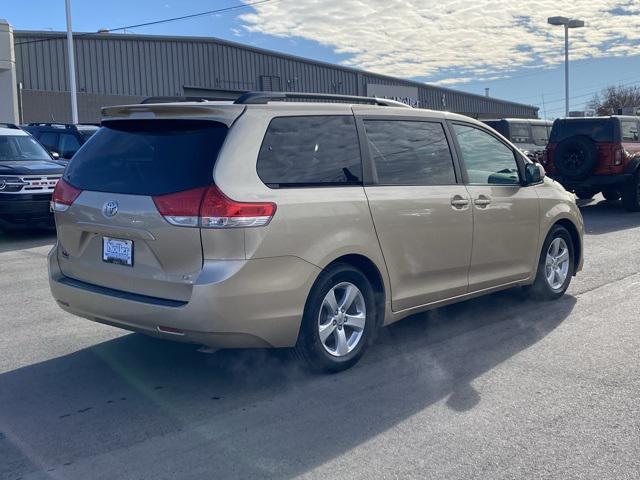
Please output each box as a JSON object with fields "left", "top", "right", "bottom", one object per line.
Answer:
{"left": 4, "top": 0, "right": 640, "bottom": 118}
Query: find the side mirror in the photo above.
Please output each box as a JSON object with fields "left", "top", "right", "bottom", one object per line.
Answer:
{"left": 50, "top": 151, "right": 60, "bottom": 160}
{"left": 525, "top": 162, "right": 545, "bottom": 185}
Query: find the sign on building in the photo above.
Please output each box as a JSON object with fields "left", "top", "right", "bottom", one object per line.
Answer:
{"left": 366, "top": 84, "right": 419, "bottom": 108}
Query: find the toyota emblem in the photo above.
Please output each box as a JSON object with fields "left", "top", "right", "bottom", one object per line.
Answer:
{"left": 103, "top": 200, "right": 119, "bottom": 217}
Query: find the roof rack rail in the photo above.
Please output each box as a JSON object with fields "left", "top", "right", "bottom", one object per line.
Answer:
{"left": 0, "top": 123, "right": 20, "bottom": 129}
{"left": 234, "top": 91, "right": 412, "bottom": 108}
{"left": 140, "top": 96, "right": 222, "bottom": 104}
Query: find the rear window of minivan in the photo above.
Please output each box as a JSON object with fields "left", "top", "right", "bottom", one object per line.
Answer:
{"left": 65, "top": 120, "right": 227, "bottom": 196}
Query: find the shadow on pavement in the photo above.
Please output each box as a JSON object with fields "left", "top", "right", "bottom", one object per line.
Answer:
{"left": 578, "top": 198, "right": 640, "bottom": 235}
{"left": 0, "top": 227, "right": 56, "bottom": 253}
{"left": 0, "top": 290, "right": 576, "bottom": 479}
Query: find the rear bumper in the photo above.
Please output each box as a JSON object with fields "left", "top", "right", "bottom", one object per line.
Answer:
{"left": 549, "top": 173, "right": 632, "bottom": 190}
{"left": 49, "top": 246, "right": 320, "bottom": 349}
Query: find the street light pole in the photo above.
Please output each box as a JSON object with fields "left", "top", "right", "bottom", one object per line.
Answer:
{"left": 65, "top": 0, "right": 78, "bottom": 124}
{"left": 548, "top": 16, "right": 584, "bottom": 118}
{"left": 564, "top": 23, "right": 569, "bottom": 118}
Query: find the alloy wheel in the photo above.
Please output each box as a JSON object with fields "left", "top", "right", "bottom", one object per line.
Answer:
{"left": 545, "top": 237, "right": 570, "bottom": 291}
{"left": 318, "top": 282, "right": 366, "bottom": 357}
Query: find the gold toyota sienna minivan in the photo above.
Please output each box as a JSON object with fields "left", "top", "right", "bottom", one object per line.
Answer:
{"left": 49, "top": 92, "right": 584, "bottom": 372}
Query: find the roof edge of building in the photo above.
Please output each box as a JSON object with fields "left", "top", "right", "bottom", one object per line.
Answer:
{"left": 14, "top": 29, "right": 538, "bottom": 112}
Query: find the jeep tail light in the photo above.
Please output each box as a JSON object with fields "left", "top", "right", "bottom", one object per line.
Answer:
{"left": 614, "top": 147, "right": 624, "bottom": 166}
{"left": 51, "top": 178, "right": 82, "bottom": 212}
{"left": 153, "top": 185, "right": 276, "bottom": 228}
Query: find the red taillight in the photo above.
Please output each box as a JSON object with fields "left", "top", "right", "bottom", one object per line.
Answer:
{"left": 153, "top": 185, "right": 276, "bottom": 228}
{"left": 152, "top": 187, "right": 207, "bottom": 226}
{"left": 613, "top": 146, "right": 625, "bottom": 166}
{"left": 51, "top": 178, "right": 82, "bottom": 212}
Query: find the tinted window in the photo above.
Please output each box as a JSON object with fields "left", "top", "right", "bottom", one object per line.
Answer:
{"left": 65, "top": 120, "right": 228, "bottom": 195}
{"left": 453, "top": 124, "right": 520, "bottom": 185}
{"left": 483, "top": 121, "right": 508, "bottom": 138}
{"left": 257, "top": 116, "right": 361, "bottom": 188}
{"left": 77, "top": 126, "right": 99, "bottom": 141}
{"left": 38, "top": 132, "right": 59, "bottom": 151}
{"left": 59, "top": 133, "right": 81, "bottom": 158}
{"left": 509, "top": 123, "right": 531, "bottom": 143}
{"left": 549, "top": 119, "right": 614, "bottom": 143}
{"left": 531, "top": 125, "right": 550, "bottom": 146}
{"left": 363, "top": 120, "right": 455, "bottom": 185}
{"left": 621, "top": 121, "right": 639, "bottom": 142}
{"left": 0, "top": 135, "right": 51, "bottom": 161}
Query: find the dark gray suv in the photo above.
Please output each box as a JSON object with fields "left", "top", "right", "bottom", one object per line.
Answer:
{"left": 484, "top": 119, "right": 552, "bottom": 162}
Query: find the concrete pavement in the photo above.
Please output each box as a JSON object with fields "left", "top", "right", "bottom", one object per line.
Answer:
{"left": 1, "top": 197, "right": 639, "bottom": 479}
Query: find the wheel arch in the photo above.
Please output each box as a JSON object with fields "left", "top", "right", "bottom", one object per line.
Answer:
{"left": 551, "top": 218, "right": 582, "bottom": 274}
{"left": 324, "top": 254, "right": 387, "bottom": 327}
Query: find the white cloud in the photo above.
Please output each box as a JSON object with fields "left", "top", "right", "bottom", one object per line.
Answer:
{"left": 240, "top": 0, "right": 640, "bottom": 84}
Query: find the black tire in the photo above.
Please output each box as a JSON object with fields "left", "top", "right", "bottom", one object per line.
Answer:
{"left": 294, "top": 263, "right": 376, "bottom": 373}
{"left": 574, "top": 188, "right": 597, "bottom": 200}
{"left": 602, "top": 188, "right": 621, "bottom": 202}
{"left": 554, "top": 136, "right": 598, "bottom": 180}
{"left": 622, "top": 171, "right": 640, "bottom": 212}
{"left": 524, "top": 225, "right": 574, "bottom": 301}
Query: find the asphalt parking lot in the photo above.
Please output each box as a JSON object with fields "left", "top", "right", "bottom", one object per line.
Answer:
{"left": 1, "top": 196, "right": 639, "bottom": 480}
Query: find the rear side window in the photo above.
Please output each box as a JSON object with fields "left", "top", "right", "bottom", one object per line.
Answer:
{"left": 509, "top": 123, "right": 531, "bottom": 143}
{"left": 621, "top": 121, "right": 639, "bottom": 142}
{"left": 257, "top": 116, "right": 362, "bottom": 188}
{"left": 483, "top": 121, "right": 509, "bottom": 138}
{"left": 549, "top": 119, "right": 614, "bottom": 143}
{"left": 363, "top": 120, "right": 456, "bottom": 185}
{"left": 38, "top": 132, "right": 59, "bottom": 151}
{"left": 77, "top": 126, "right": 99, "bottom": 142}
{"left": 531, "top": 125, "right": 550, "bottom": 146}
{"left": 59, "top": 133, "right": 81, "bottom": 158}
{"left": 65, "top": 120, "right": 227, "bottom": 195}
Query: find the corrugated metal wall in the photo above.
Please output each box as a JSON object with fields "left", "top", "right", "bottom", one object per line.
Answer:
{"left": 14, "top": 30, "right": 538, "bottom": 122}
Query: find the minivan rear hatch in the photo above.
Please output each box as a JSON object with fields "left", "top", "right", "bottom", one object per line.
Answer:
{"left": 55, "top": 113, "right": 237, "bottom": 302}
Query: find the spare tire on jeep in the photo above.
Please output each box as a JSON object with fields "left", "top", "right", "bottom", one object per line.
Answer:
{"left": 554, "top": 136, "right": 598, "bottom": 179}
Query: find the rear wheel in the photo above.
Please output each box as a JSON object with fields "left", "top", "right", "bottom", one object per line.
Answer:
{"left": 295, "top": 263, "right": 376, "bottom": 373}
{"left": 602, "top": 188, "right": 621, "bottom": 202}
{"left": 524, "top": 225, "right": 574, "bottom": 301}
{"left": 622, "top": 171, "right": 640, "bottom": 212}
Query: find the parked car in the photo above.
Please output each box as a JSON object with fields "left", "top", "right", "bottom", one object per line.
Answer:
{"left": 48, "top": 92, "right": 584, "bottom": 372}
{"left": 542, "top": 116, "right": 640, "bottom": 210}
{"left": 483, "top": 118, "right": 552, "bottom": 162}
{"left": 22, "top": 123, "right": 99, "bottom": 160}
{"left": 0, "top": 123, "right": 65, "bottom": 229}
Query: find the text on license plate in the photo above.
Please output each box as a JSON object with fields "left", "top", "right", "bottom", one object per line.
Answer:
{"left": 102, "top": 237, "right": 133, "bottom": 266}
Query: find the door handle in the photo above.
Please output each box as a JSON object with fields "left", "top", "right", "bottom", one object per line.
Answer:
{"left": 450, "top": 195, "right": 470, "bottom": 209}
{"left": 474, "top": 195, "right": 492, "bottom": 208}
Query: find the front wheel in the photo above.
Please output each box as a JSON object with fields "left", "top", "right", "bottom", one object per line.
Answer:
{"left": 294, "top": 263, "right": 376, "bottom": 373}
{"left": 524, "top": 225, "right": 574, "bottom": 301}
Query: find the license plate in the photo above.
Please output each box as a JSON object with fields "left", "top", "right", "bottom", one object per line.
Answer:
{"left": 102, "top": 237, "right": 133, "bottom": 266}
